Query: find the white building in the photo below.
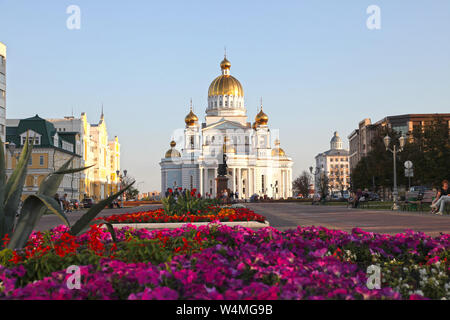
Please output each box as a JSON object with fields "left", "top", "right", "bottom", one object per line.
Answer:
{"left": 160, "top": 56, "right": 293, "bottom": 199}
{"left": 314, "top": 132, "right": 350, "bottom": 194}
{"left": 0, "top": 42, "right": 6, "bottom": 142}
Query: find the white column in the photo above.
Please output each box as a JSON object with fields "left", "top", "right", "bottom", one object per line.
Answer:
{"left": 237, "top": 168, "right": 241, "bottom": 198}
{"left": 253, "top": 168, "right": 257, "bottom": 195}
{"left": 214, "top": 168, "right": 218, "bottom": 197}
{"left": 284, "top": 170, "right": 288, "bottom": 198}
{"left": 199, "top": 167, "right": 203, "bottom": 196}
{"left": 249, "top": 168, "right": 253, "bottom": 196}
{"left": 245, "top": 169, "right": 249, "bottom": 199}
{"left": 232, "top": 167, "right": 236, "bottom": 194}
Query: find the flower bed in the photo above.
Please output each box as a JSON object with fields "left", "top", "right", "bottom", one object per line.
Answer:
{"left": 0, "top": 223, "right": 449, "bottom": 300}
{"left": 100, "top": 207, "right": 266, "bottom": 224}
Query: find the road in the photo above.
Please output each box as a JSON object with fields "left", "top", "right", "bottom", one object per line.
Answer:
{"left": 33, "top": 203, "right": 450, "bottom": 236}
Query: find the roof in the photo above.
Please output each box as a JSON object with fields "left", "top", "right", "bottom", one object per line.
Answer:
{"left": 6, "top": 115, "right": 80, "bottom": 156}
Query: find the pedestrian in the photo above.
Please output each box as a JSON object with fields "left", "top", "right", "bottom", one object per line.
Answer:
{"left": 54, "top": 193, "right": 63, "bottom": 211}
{"left": 431, "top": 180, "right": 450, "bottom": 215}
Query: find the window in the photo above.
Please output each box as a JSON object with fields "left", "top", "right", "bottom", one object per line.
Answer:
{"left": 261, "top": 175, "right": 265, "bottom": 193}
{"left": 39, "top": 155, "right": 44, "bottom": 166}
{"left": 0, "top": 89, "right": 5, "bottom": 98}
{"left": 28, "top": 156, "right": 32, "bottom": 166}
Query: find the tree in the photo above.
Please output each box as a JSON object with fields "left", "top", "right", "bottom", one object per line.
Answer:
{"left": 400, "top": 116, "right": 450, "bottom": 187}
{"left": 351, "top": 115, "right": 450, "bottom": 191}
{"left": 317, "top": 172, "right": 330, "bottom": 201}
{"left": 121, "top": 175, "right": 139, "bottom": 200}
{"left": 292, "top": 171, "right": 312, "bottom": 198}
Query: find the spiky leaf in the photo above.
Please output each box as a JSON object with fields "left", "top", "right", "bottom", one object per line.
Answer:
{"left": 37, "top": 157, "right": 74, "bottom": 197}
{"left": 7, "top": 195, "right": 47, "bottom": 249}
{"left": 53, "top": 164, "right": 94, "bottom": 175}
{"left": 4, "top": 135, "right": 33, "bottom": 203}
{"left": 0, "top": 137, "right": 6, "bottom": 244}
{"left": 32, "top": 194, "right": 70, "bottom": 228}
{"left": 70, "top": 182, "right": 135, "bottom": 236}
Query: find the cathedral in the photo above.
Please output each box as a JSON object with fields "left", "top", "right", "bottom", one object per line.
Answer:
{"left": 160, "top": 55, "right": 293, "bottom": 199}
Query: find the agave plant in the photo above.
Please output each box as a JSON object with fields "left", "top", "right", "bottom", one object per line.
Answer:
{"left": 0, "top": 136, "right": 134, "bottom": 249}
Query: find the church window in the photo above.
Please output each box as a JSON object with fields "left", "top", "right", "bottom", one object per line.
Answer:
{"left": 225, "top": 100, "right": 228, "bottom": 107}
{"left": 220, "top": 101, "right": 223, "bottom": 107}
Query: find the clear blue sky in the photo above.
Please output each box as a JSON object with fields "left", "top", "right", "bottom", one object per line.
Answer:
{"left": 1, "top": 0, "right": 449, "bottom": 192}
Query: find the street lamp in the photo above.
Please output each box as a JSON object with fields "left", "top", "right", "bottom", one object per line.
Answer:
{"left": 116, "top": 169, "right": 127, "bottom": 208}
{"left": 383, "top": 134, "right": 406, "bottom": 210}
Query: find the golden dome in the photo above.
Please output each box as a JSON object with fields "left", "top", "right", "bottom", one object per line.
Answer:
{"left": 165, "top": 141, "right": 181, "bottom": 158}
{"left": 185, "top": 108, "right": 198, "bottom": 127}
{"left": 272, "top": 139, "right": 286, "bottom": 157}
{"left": 252, "top": 122, "right": 258, "bottom": 130}
{"left": 208, "top": 58, "right": 244, "bottom": 97}
{"left": 220, "top": 57, "right": 231, "bottom": 70}
{"left": 255, "top": 107, "right": 268, "bottom": 126}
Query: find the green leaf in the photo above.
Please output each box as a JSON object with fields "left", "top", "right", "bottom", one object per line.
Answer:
{"left": 0, "top": 137, "right": 6, "bottom": 242}
{"left": 0, "top": 137, "right": 6, "bottom": 205}
{"left": 7, "top": 195, "right": 47, "bottom": 249}
{"left": 70, "top": 182, "right": 135, "bottom": 236}
{"left": 4, "top": 134, "right": 33, "bottom": 203}
{"left": 37, "top": 157, "right": 74, "bottom": 196}
{"left": 31, "top": 194, "right": 70, "bottom": 228}
{"left": 96, "top": 219, "right": 117, "bottom": 243}
{"left": 53, "top": 164, "right": 94, "bottom": 175}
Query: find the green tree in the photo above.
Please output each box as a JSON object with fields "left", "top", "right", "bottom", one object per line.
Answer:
{"left": 292, "top": 171, "right": 312, "bottom": 198}
{"left": 352, "top": 115, "right": 450, "bottom": 191}
{"left": 400, "top": 117, "right": 450, "bottom": 187}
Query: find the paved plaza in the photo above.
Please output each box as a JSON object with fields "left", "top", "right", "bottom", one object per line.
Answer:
{"left": 34, "top": 203, "right": 450, "bottom": 236}
{"left": 246, "top": 203, "right": 450, "bottom": 236}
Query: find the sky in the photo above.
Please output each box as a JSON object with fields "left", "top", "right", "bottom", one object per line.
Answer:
{"left": 1, "top": 0, "right": 449, "bottom": 192}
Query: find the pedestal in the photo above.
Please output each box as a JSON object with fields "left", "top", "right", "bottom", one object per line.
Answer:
{"left": 216, "top": 176, "right": 229, "bottom": 198}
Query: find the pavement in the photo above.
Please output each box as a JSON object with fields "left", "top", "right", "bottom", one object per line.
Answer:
{"left": 33, "top": 202, "right": 450, "bottom": 237}
{"left": 246, "top": 202, "right": 450, "bottom": 236}
{"left": 34, "top": 205, "right": 161, "bottom": 232}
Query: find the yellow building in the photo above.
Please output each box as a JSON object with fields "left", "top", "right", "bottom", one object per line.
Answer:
{"left": 49, "top": 112, "right": 120, "bottom": 201}
{"left": 5, "top": 115, "right": 82, "bottom": 200}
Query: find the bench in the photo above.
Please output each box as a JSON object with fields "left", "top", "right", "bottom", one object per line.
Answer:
{"left": 418, "top": 190, "right": 435, "bottom": 211}
{"left": 400, "top": 191, "right": 421, "bottom": 211}
{"left": 358, "top": 197, "right": 369, "bottom": 208}
{"left": 421, "top": 190, "right": 450, "bottom": 214}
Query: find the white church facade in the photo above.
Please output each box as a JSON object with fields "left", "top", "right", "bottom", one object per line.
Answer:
{"left": 160, "top": 56, "right": 293, "bottom": 199}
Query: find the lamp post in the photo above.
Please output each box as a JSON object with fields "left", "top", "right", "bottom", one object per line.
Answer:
{"left": 116, "top": 169, "right": 127, "bottom": 208}
{"left": 383, "top": 134, "right": 406, "bottom": 211}
{"left": 310, "top": 166, "right": 327, "bottom": 202}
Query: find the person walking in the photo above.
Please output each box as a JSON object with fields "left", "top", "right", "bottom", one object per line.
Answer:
{"left": 431, "top": 180, "right": 450, "bottom": 215}
{"left": 54, "top": 194, "right": 63, "bottom": 211}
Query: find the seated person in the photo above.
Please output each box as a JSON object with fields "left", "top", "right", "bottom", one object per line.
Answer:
{"left": 431, "top": 180, "right": 449, "bottom": 215}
